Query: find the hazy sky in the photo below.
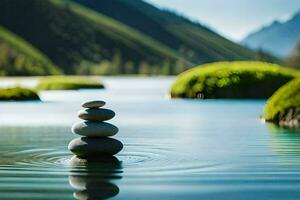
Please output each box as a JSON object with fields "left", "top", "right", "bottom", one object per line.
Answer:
{"left": 146, "top": 0, "right": 300, "bottom": 41}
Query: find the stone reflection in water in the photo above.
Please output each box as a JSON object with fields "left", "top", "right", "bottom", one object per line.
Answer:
{"left": 69, "top": 156, "right": 122, "bottom": 200}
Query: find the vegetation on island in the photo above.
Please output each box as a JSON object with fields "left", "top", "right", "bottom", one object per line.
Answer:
{"left": 0, "top": 26, "right": 61, "bottom": 76}
{"left": 0, "top": 87, "right": 40, "bottom": 101}
{"left": 170, "top": 61, "right": 299, "bottom": 99}
{"left": 264, "top": 78, "right": 300, "bottom": 128}
{"left": 35, "top": 76, "right": 104, "bottom": 91}
{"left": 0, "top": 0, "right": 279, "bottom": 76}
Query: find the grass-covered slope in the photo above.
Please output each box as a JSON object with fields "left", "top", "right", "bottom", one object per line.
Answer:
{"left": 36, "top": 76, "right": 104, "bottom": 91}
{"left": 0, "top": 0, "right": 278, "bottom": 76}
{"left": 0, "top": 0, "right": 189, "bottom": 75}
{"left": 264, "top": 79, "right": 300, "bottom": 128}
{"left": 72, "top": 0, "right": 278, "bottom": 64}
{"left": 170, "top": 61, "right": 299, "bottom": 99}
{"left": 0, "top": 26, "right": 61, "bottom": 76}
{"left": 0, "top": 87, "right": 40, "bottom": 101}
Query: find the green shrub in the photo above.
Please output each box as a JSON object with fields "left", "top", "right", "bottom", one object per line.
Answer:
{"left": 0, "top": 87, "right": 40, "bottom": 101}
{"left": 170, "top": 61, "right": 299, "bottom": 99}
{"left": 264, "top": 78, "right": 300, "bottom": 127}
{"left": 35, "top": 76, "right": 104, "bottom": 91}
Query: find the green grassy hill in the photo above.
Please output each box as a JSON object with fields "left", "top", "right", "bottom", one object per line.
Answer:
{"left": 0, "top": 26, "right": 61, "bottom": 76}
{"left": 170, "top": 61, "right": 298, "bottom": 99}
{"left": 72, "top": 0, "right": 274, "bottom": 64}
{"left": 0, "top": 0, "right": 279, "bottom": 75}
{"left": 0, "top": 0, "right": 189, "bottom": 75}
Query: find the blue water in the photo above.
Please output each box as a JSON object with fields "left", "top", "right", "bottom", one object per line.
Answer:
{"left": 0, "top": 77, "right": 300, "bottom": 200}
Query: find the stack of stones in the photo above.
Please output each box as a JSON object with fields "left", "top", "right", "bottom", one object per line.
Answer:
{"left": 68, "top": 100, "right": 123, "bottom": 159}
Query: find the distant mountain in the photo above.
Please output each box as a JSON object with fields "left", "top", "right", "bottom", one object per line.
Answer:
{"left": 285, "top": 39, "right": 300, "bottom": 69}
{"left": 242, "top": 10, "right": 300, "bottom": 58}
{"left": 0, "top": 0, "right": 276, "bottom": 75}
{"left": 0, "top": 26, "right": 61, "bottom": 76}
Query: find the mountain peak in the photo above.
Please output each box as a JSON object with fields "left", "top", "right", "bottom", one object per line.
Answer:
{"left": 242, "top": 9, "right": 300, "bottom": 58}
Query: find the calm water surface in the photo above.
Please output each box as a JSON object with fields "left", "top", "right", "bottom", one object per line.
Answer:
{"left": 0, "top": 77, "right": 300, "bottom": 199}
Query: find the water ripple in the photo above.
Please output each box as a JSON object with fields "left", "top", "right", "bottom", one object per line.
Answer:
{"left": 1, "top": 149, "right": 71, "bottom": 171}
{"left": 0, "top": 143, "right": 223, "bottom": 177}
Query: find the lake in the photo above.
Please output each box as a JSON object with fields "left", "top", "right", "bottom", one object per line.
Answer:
{"left": 0, "top": 77, "right": 300, "bottom": 200}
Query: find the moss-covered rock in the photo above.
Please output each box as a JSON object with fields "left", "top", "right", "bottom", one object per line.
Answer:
{"left": 35, "top": 76, "right": 104, "bottom": 91}
{"left": 170, "top": 61, "right": 299, "bottom": 99}
{"left": 264, "top": 79, "right": 300, "bottom": 128}
{"left": 0, "top": 87, "right": 40, "bottom": 101}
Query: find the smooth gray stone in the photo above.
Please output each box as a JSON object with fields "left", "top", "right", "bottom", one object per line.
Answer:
{"left": 82, "top": 100, "right": 105, "bottom": 108}
{"left": 69, "top": 155, "right": 121, "bottom": 168}
{"left": 68, "top": 137, "right": 123, "bottom": 157}
{"left": 78, "top": 108, "right": 115, "bottom": 122}
{"left": 72, "top": 121, "right": 118, "bottom": 137}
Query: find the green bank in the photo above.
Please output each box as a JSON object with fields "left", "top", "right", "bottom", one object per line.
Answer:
{"left": 264, "top": 78, "right": 300, "bottom": 128}
{"left": 0, "top": 87, "right": 40, "bottom": 101}
{"left": 35, "top": 76, "right": 104, "bottom": 91}
{"left": 170, "top": 61, "right": 299, "bottom": 99}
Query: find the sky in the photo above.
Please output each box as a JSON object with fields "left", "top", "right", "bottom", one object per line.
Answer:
{"left": 146, "top": 0, "right": 300, "bottom": 42}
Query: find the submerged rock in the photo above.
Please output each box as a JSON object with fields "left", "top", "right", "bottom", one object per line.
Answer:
{"left": 277, "top": 107, "right": 300, "bottom": 128}
{"left": 72, "top": 121, "right": 118, "bottom": 137}
{"left": 68, "top": 137, "right": 123, "bottom": 158}
{"left": 78, "top": 108, "right": 115, "bottom": 122}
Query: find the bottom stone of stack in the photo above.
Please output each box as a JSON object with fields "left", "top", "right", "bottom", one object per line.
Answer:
{"left": 68, "top": 137, "right": 123, "bottom": 158}
{"left": 69, "top": 155, "right": 121, "bottom": 166}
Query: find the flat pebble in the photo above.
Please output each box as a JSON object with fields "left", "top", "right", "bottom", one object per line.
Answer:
{"left": 78, "top": 108, "right": 115, "bottom": 122}
{"left": 69, "top": 155, "right": 121, "bottom": 167}
{"left": 82, "top": 100, "right": 105, "bottom": 108}
{"left": 72, "top": 121, "right": 118, "bottom": 137}
{"left": 68, "top": 137, "right": 123, "bottom": 157}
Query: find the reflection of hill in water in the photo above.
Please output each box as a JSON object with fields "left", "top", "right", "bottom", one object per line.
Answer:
{"left": 69, "top": 156, "right": 123, "bottom": 200}
{"left": 268, "top": 124, "right": 300, "bottom": 167}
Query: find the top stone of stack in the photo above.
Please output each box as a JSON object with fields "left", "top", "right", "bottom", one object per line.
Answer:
{"left": 82, "top": 100, "right": 106, "bottom": 109}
